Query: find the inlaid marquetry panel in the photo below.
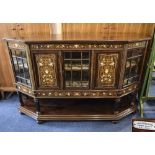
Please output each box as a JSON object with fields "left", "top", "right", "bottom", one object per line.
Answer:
{"left": 34, "top": 83, "right": 137, "bottom": 98}
{"left": 35, "top": 54, "right": 58, "bottom": 88}
{"left": 97, "top": 54, "right": 118, "bottom": 87}
{"left": 31, "top": 43, "right": 124, "bottom": 50}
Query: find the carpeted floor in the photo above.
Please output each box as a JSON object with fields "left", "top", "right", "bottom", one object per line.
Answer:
{"left": 0, "top": 94, "right": 155, "bottom": 132}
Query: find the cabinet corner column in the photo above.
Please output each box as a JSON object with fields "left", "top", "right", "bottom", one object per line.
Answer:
{"left": 113, "top": 98, "right": 121, "bottom": 115}
{"left": 18, "top": 92, "right": 24, "bottom": 106}
{"left": 34, "top": 98, "right": 41, "bottom": 114}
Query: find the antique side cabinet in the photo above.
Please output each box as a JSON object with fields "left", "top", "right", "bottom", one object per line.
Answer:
{"left": 4, "top": 34, "right": 151, "bottom": 123}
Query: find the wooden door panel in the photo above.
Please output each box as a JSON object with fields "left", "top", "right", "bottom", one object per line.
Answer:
{"left": 94, "top": 51, "right": 121, "bottom": 89}
{"left": 32, "top": 51, "right": 61, "bottom": 90}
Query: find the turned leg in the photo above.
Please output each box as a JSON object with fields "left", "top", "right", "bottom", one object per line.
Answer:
{"left": 112, "top": 120, "right": 119, "bottom": 124}
{"left": 34, "top": 98, "right": 41, "bottom": 115}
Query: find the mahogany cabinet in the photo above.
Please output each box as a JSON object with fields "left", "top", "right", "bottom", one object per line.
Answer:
{"left": 5, "top": 33, "right": 151, "bottom": 123}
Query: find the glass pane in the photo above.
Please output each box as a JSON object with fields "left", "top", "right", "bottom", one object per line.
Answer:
{"left": 11, "top": 50, "right": 16, "bottom": 56}
{"left": 15, "top": 50, "right": 22, "bottom": 57}
{"left": 72, "top": 81, "right": 81, "bottom": 87}
{"left": 10, "top": 49, "right": 31, "bottom": 87}
{"left": 131, "top": 59, "right": 136, "bottom": 67}
{"left": 82, "top": 52, "right": 89, "bottom": 59}
{"left": 81, "top": 81, "right": 89, "bottom": 87}
{"left": 66, "top": 81, "right": 72, "bottom": 87}
{"left": 21, "top": 51, "right": 27, "bottom": 58}
{"left": 64, "top": 60, "right": 71, "bottom": 70}
{"left": 124, "top": 50, "right": 143, "bottom": 86}
{"left": 72, "top": 60, "right": 81, "bottom": 70}
{"left": 132, "top": 50, "right": 142, "bottom": 56}
{"left": 128, "top": 78, "right": 132, "bottom": 84}
{"left": 130, "top": 67, "right": 138, "bottom": 77}
{"left": 23, "top": 59, "right": 28, "bottom": 69}
{"left": 72, "top": 52, "right": 81, "bottom": 59}
{"left": 124, "top": 79, "right": 128, "bottom": 85}
{"left": 72, "top": 71, "right": 81, "bottom": 81}
{"left": 82, "top": 60, "right": 89, "bottom": 70}
{"left": 21, "top": 78, "right": 26, "bottom": 84}
{"left": 16, "top": 77, "right": 21, "bottom": 83}
{"left": 65, "top": 71, "right": 71, "bottom": 81}
{"left": 64, "top": 52, "right": 71, "bottom": 59}
{"left": 13, "top": 57, "right": 19, "bottom": 75}
{"left": 127, "top": 51, "right": 132, "bottom": 58}
{"left": 64, "top": 51, "right": 90, "bottom": 88}
{"left": 17, "top": 58, "right": 24, "bottom": 77}
{"left": 82, "top": 70, "right": 89, "bottom": 81}
{"left": 124, "top": 69, "right": 130, "bottom": 78}
{"left": 126, "top": 60, "right": 131, "bottom": 68}
{"left": 27, "top": 80, "right": 31, "bottom": 86}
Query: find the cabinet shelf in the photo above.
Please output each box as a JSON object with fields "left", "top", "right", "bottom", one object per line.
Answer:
{"left": 12, "top": 55, "right": 27, "bottom": 60}
{"left": 65, "top": 68, "right": 89, "bottom": 71}
{"left": 64, "top": 59, "right": 90, "bottom": 61}
{"left": 66, "top": 81, "right": 89, "bottom": 88}
{"left": 127, "top": 54, "right": 143, "bottom": 59}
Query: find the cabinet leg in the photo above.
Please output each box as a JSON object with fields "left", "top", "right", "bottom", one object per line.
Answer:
{"left": 18, "top": 92, "right": 24, "bottom": 106}
{"left": 113, "top": 98, "right": 120, "bottom": 115}
{"left": 1, "top": 91, "right": 5, "bottom": 99}
{"left": 112, "top": 120, "right": 119, "bottom": 124}
{"left": 19, "top": 111, "right": 25, "bottom": 115}
{"left": 37, "top": 120, "right": 43, "bottom": 124}
{"left": 34, "top": 98, "right": 41, "bottom": 114}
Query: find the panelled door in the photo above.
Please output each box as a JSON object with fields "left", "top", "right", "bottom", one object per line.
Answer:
{"left": 32, "top": 51, "right": 61, "bottom": 90}
{"left": 94, "top": 50, "right": 121, "bottom": 89}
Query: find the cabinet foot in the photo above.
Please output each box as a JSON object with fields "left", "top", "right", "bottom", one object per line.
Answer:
{"left": 37, "top": 120, "right": 43, "bottom": 124}
{"left": 19, "top": 111, "right": 25, "bottom": 115}
{"left": 112, "top": 120, "right": 119, "bottom": 124}
{"left": 1, "top": 91, "right": 5, "bottom": 99}
{"left": 132, "top": 109, "right": 137, "bottom": 115}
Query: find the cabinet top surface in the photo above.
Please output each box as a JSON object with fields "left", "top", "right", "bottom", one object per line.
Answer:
{"left": 4, "top": 33, "right": 151, "bottom": 43}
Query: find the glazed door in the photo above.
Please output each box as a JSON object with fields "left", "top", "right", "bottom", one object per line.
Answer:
{"left": 94, "top": 51, "right": 120, "bottom": 89}
{"left": 123, "top": 48, "right": 145, "bottom": 87}
{"left": 33, "top": 51, "right": 61, "bottom": 90}
{"left": 62, "top": 50, "right": 91, "bottom": 89}
{"left": 9, "top": 47, "right": 32, "bottom": 87}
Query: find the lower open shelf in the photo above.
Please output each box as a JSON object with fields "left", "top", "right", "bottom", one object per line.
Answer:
{"left": 19, "top": 97, "right": 136, "bottom": 122}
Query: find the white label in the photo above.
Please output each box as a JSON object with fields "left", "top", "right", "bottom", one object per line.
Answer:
{"left": 133, "top": 121, "right": 155, "bottom": 130}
